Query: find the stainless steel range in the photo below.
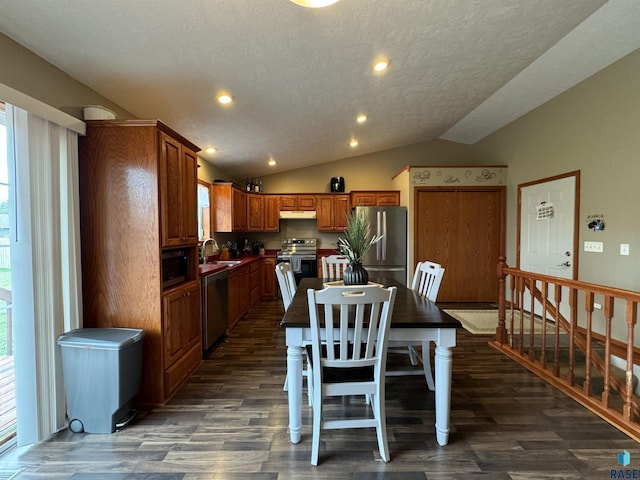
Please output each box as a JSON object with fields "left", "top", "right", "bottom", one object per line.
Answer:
{"left": 276, "top": 238, "right": 318, "bottom": 281}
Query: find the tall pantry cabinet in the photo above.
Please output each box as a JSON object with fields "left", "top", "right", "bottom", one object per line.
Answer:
{"left": 78, "top": 120, "right": 201, "bottom": 406}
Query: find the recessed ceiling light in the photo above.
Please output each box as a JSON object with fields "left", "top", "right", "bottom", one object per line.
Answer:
{"left": 217, "top": 93, "right": 234, "bottom": 105}
{"left": 268, "top": 158, "right": 277, "bottom": 166}
{"left": 289, "top": 0, "right": 340, "bottom": 7}
{"left": 349, "top": 138, "right": 359, "bottom": 148}
{"left": 373, "top": 58, "right": 390, "bottom": 73}
{"left": 356, "top": 114, "right": 368, "bottom": 124}
{"left": 206, "top": 146, "right": 217, "bottom": 154}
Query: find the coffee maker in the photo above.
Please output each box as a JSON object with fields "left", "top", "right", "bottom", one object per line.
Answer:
{"left": 330, "top": 176, "right": 345, "bottom": 192}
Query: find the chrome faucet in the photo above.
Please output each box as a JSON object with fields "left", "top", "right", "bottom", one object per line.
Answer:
{"left": 201, "top": 238, "right": 218, "bottom": 263}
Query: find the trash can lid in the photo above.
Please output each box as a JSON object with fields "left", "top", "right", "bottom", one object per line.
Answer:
{"left": 57, "top": 328, "right": 145, "bottom": 349}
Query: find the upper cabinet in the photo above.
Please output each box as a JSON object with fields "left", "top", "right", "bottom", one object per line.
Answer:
{"left": 279, "top": 194, "right": 317, "bottom": 211}
{"left": 160, "top": 132, "right": 199, "bottom": 247}
{"left": 211, "top": 183, "right": 247, "bottom": 232}
{"left": 317, "top": 194, "right": 350, "bottom": 232}
{"left": 350, "top": 190, "right": 400, "bottom": 207}
{"left": 247, "top": 193, "right": 264, "bottom": 231}
{"left": 264, "top": 195, "right": 280, "bottom": 232}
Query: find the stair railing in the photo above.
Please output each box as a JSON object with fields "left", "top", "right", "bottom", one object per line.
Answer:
{"left": 493, "top": 258, "right": 640, "bottom": 441}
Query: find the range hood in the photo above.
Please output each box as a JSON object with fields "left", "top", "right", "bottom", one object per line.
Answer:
{"left": 279, "top": 210, "right": 317, "bottom": 220}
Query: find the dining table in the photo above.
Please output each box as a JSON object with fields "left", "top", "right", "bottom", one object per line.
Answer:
{"left": 280, "top": 277, "right": 462, "bottom": 446}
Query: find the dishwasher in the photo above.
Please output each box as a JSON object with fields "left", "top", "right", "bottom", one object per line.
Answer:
{"left": 201, "top": 269, "right": 229, "bottom": 351}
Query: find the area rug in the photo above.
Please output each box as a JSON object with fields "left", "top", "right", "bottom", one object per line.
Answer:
{"left": 444, "top": 309, "right": 500, "bottom": 335}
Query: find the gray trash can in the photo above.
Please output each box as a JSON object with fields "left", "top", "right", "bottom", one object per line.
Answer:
{"left": 57, "top": 327, "right": 145, "bottom": 433}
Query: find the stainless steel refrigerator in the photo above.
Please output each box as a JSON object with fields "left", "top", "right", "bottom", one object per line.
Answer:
{"left": 355, "top": 206, "right": 407, "bottom": 285}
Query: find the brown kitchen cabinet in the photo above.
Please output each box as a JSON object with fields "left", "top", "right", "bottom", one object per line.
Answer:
{"left": 350, "top": 190, "right": 400, "bottom": 206}
{"left": 261, "top": 257, "right": 277, "bottom": 297}
{"left": 250, "top": 261, "right": 261, "bottom": 306}
{"left": 247, "top": 193, "right": 265, "bottom": 231}
{"left": 162, "top": 280, "right": 201, "bottom": 398}
{"left": 264, "top": 195, "right": 280, "bottom": 232}
{"left": 316, "top": 194, "right": 350, "bottom": 232}
{"left": 228, "top": 264, "right": 250, "bottom": 330}
{"left": 279, "top": 194, "right": 317, "bottom": 211}
{"left": 160, "top": 132, "right": 199, "bottom": 247}
{"left": 211, "top": 183, "right": 247, "bottom": 232}
{"left": 78, "top": 119, "right": 201, "bottom": 406}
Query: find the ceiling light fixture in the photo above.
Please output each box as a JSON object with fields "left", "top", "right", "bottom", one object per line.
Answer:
{"left": 268, "top": 158, "right": 277, "bottom": 166}
{"left": 373, "top": 58, "right": 390, "bottom": 73}
{"left": 217, "top": 93, "right": 234, "bottom": 105}
{"left": 289, "top": 0, "right": 340, "bottom": 7}
{"left": 349, "top": 138, "right": 359, "bottom": 148}
{"left": 206, "top": 147, "right": 217, "bottom": 154}
{"left": 356, "top": 114, "right": 368, "bottom": 124}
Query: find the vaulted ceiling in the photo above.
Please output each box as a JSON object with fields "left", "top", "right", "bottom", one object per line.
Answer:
{"left": 0, "top": 1, "right": 638, "bottom": 176}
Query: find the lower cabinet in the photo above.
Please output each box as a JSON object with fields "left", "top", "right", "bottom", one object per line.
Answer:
{"left": 162, "top": 280, "right": 201, "bottom": 398}
{"left": 262, "top": 257, "right": 277, "bottom": 297}
{"left": 229, "top": 265, "right": 250, "bottom": 330}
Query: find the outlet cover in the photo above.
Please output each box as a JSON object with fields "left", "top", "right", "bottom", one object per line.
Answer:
{"left": 584, "top": 241, "right": 603, "bottom": 253}
{"left": 620, "top": 243, "right": 630, "bottom": 255}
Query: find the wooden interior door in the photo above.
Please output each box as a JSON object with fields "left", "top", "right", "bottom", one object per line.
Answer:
{"left": 415, "top": 188, "right": 504, "bottom": 302}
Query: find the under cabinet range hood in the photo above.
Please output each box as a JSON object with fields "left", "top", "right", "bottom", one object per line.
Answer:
{"left": 279, "top": 210, "right": 317, "bottom": 220}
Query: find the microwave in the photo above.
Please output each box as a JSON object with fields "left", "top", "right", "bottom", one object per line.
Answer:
{"left": 162, "top": 249, "right": 189, "bottom": 289}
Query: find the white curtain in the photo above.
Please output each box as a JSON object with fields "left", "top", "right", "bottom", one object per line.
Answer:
{"left": 6, "top": 104, "right": 82, "bottom": 446}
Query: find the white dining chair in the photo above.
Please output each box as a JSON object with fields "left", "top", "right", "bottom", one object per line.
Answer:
{"left": 275, "top": 262, "right": 297, "bottom": 312}
{"left": 387, "top": 261, "right": 445, "bottom": 391}
{"left": 321, "top": 255, "right": 349, "bottom": 279}
{"left": 306, "top": 284, "right": 397, "bottom": 465}
{"left": 276, "top": 262, "right": 313, "bottom": 404}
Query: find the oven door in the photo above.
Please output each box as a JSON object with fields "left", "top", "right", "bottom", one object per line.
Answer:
{"left": 276, "top": 257, "right": 317, "bottom": 297}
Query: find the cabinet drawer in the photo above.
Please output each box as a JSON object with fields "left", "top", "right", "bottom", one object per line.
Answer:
{"left": 164, "top": 341, "right": 201, "bottom": 398}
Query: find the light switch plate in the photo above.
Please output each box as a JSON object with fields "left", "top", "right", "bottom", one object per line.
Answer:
{"left": 584, "top": 241, "right": 603, "bottom": 253}
{"left": 620, "top": 243, "right": 630, "bottom": 255}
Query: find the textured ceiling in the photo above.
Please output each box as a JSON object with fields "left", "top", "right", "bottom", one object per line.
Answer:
{"left": 0, "top": 0, "right": 636, "bottom": 177}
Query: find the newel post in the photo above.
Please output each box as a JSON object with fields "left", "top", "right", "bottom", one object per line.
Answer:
{"left": 496, "top": 256, "right": 508, "bottom": 344}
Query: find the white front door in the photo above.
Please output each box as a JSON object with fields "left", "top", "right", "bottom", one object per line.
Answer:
{"left": 518, "top": 172, "right": 579, "bottom": 317}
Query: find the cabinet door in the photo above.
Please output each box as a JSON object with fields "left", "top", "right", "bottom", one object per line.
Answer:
{"left": 249, "top": 262, "right": 260, "bottom": 306}
{"left": 351, "top": 192, "right": 377, "bottom": 206}
{"left": 316, "top": 195, "right": 334, "bottom": 232}
{"left": 247, "top": 194, "right": 264, "bottom": 231}
{"left": 160, "top": 132, "right": 198, "bottom": 247}
{"left": 279, "top": 195, "right": 297, "bottom": 211}
{"left": 261, "top": 258, "right": 276, "bottom": 297}
{"left": 163, "top": 286, "right": 187, "bottom": 367}
{"left": 160, "top": 133, "right": 184, "bottom": 247}
{"left": 264, "top": 195, "right": 280, "bottom": 232}
{"left": 333, "top": 195, "right": 350, "bottom": 230}
{"left": 181, "top": 147, "right": 199, "bottom": 243}
{"left": 297, "top": 195, "right": 316, "bottom": 211}
{"left": 183, "top": 281, "right": 201, "bottom": 348}
{"left": 232, "top": 188, "right": 247, "bottom": 231}
{"left": 376, "top": 191, "right": 400, "bottom": 206}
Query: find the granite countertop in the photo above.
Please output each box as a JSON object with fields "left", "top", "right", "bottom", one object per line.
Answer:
{"left": 198, "top": 251, "right": 277, "bottom": 276}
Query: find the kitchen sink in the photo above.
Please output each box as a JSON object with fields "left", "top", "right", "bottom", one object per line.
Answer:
{"left": 211, "top": 260, "right": 242, "bottom": 266}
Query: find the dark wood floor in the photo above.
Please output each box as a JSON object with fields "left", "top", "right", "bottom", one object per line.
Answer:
{"left": 2, "top": 297, "right": 639, "bottom": 479}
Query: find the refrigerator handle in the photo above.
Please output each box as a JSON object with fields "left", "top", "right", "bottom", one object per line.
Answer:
{"left": 376, "top": 211, "right": 382, "bottom": 260}
{"left": 382, "top": 210, "right": 387, "bottom": 261}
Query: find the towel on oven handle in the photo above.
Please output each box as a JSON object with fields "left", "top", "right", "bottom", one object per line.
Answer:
{"left": 290, "top": 254, "right": 302, "bottom": 273}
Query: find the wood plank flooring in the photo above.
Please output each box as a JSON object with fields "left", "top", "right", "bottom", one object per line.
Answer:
{"left": 1, "top": 297, "right": 639, "bottom": 479}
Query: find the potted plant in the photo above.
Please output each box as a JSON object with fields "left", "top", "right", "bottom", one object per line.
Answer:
{"left": 336, "top": 209, "right": 383, "bottom": 285}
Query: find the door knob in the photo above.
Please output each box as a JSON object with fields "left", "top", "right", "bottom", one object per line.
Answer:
{"left": 558, "top": 261, "right": 571, "bottom": 267}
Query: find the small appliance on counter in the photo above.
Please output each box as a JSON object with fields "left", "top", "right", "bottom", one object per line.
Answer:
{"left": 330, "top": 176, "right": 345, "bottom": 192}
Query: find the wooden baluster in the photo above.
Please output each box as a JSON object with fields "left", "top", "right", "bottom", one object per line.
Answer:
{"left": 623, "top": 301, "right": 637, "bottom": 421}
{"left": 509, "top": 273, "right": 516, "bottom": 348}
{"left": 528, "top": 277, "right": 536, "bottom": 361}
{"left": 553, "top": 285, "right": 562, "bottom": 377}
{"left": 583, "top": 291, "right": 594, "bottom": 396}
{"left": 496, "top": 257, "right": 508, "bottom": 344}
{"left": 518, "top": 276, "right": 525, "bottom": 355}
{"left": 568, "top": 288, "right": 577, "bottom": 386}
{"left": 602, "top": 295, "right": 614, "bottom": 409}
{"left": 540, "top": 281, "right": 548, "bottom": 369}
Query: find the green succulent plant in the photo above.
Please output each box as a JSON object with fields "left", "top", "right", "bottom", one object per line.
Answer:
{"left": 336, "top": 209, "right": 383, "bottom": 265}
